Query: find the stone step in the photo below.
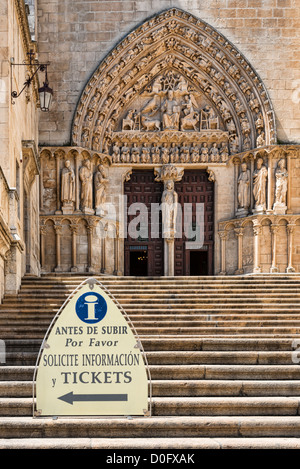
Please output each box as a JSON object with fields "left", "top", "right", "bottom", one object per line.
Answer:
{"left": 1, "top": 436, "right": 300, "bottom": 449}
{"left": 3, "top": 350, "right": 298, "bottom": 367}
{"left": 2, "top": 416, "right": 300, "bottom": 438}
{"left": 1, "top": 327, "right": 300, "bottom": 340}
{"left": 2, "top": 319, "right": 300, "bottom": 329}
{"left": 150, "top": 365, "right": 300, "bottom": 380}
{"left": 6, "top": 291, "right": 300, "bottom": 300}
{"left": 1, "top": 396, "right": 300, "bottom": 417}
{"left": 2, "top": 315, "right": 300, "bottom": 326}
{"left": 3, "top": 337, "right": 297, "bottom": 352}
{"left": 3, "top": 380, "right": 300, "bottom": 398}
{"left": 3, "top": 364, "right": 300, "bottom": 382}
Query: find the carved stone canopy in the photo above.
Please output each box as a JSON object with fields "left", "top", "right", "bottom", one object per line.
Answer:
{"left": 154, "top": 164, "right": 184, "bottom": 184}
{"left": 72, "top": 8, "right": 276, "bottom": 162}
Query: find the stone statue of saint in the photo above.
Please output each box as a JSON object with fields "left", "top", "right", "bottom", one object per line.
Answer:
{"left": 273, "top": 158, "right": 288, "bottom": 213}
{"left": 79, "top": 159, "right": 93, "bottom": 213}
{"left": 237, "top": 162, "right": 251, "bottom": 213}
{"left": 94, "top": 165, "right": 108, "bottom": 215}
{"left": 253, "top": 157, "right": 268, "bottom": 212}
{"left": 61, "top": 160, "right": 75, "bottom": 208}
{"left": 161, "top": 180, "right": 178, "bottom": 239}
{"left": 162, "top": 91, "right": 180, "bottom": 130}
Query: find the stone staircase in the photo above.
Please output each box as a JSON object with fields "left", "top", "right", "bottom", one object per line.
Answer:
{"left": 1, "top": 274, "right": 300, "bottom": 448}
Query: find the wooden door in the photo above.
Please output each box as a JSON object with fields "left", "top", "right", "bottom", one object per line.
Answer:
{"left": 124, "top": 170, "right": 164, "bottom": 276}
{"left": 174, "top": 170, "right": 214, "bottom": 276}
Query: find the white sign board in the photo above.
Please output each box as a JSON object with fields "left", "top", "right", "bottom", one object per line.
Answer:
{"left": 34, "top": 279, "right": 149, "bottom": 416}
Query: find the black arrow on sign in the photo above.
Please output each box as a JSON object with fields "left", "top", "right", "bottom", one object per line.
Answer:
{"left": 58, "top": 391, "right": 128, "bottom": 405}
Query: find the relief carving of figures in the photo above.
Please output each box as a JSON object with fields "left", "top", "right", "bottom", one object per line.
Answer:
{"left": 273, "top": 158, "right": 288, "bottom": 214}
{"left": 121, "top": 142, "right": 130, "bottom": 163}
{"left": 170, "top": 143, "right": 179, "bottom": 163}
{"left": 161, "top": 143, "right": 170, "bottom": 164}
{"left": 131, "top": 143, "right": 140, "bottom": 163}
{"left": 253, "top": 157, "right": 268, "bottom": 213}
{"left": 190, "top": 143, "right": 200, "bottom": 163}
{"left": 162, "top": 91, "right": 180, "bottom": 130}
{"left": 122, "top": 109, "right": 136, "bottom": 131}
{"left": 151, "top": 144, "right": 160, "bottom": 164}
{"left": 141, "top": 115, "right": 161, "bottom": 132}
{"left": 112, "top": 143, "right": 120, "bottom": 163}
{"left": 200, "top": 105, "right": 218, "bottom": 130}
{"left": 61, "top": 160, "right": 76, "bottom": 213}
{"left": 141, "top": 143, "right": 151, "bottom": 163}
{"left": 162, "top": 180, "right": 178, "bottom": 239}
{"left": 180, "top": 93, "right": 199, "bottom": 131}
{"left": 210, "top": 142, "right": 220, "bottom": 162}
{"left": 79, "top": 159, "right": 94, "bottom": 214}
{"left": 200, "top": 142, "right": 209, "bottom": 162}
{"left": 180, "top": 143, "right": 190, "bottom": 163}
{"left": 237, "top": 162, "right": 251, "bottom": 216}
{"left": 220, "top": 142, "right": 229, "bottom": 162}
{"left": 256, "top": 129, "right": 265, "bottom": 148}
{"left": 94, "top": 165, "right": 108, "bottom": 216}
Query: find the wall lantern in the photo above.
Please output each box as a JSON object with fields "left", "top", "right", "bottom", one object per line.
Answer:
{"left": 11, "top": 51, "right": 53, "bottom": 112}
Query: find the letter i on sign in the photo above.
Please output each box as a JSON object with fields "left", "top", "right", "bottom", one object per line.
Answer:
{"left": 85, "top": 295, "right": 98, "bottom": 321}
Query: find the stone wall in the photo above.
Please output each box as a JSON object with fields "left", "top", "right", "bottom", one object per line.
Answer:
{"left": 0, "top": 0, "right": 40, "bottom": 299}
{"left": 36, "top": 0, "right": 300, "bottom": 147}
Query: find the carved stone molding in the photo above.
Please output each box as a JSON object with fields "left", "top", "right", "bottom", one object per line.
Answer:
{"left": 22, "top": 140, "right": 40, "bottom": 192}
{"left": 154, "top": 164, "right": 184, "bottom": 183}
{"left": 71, "top": 8, "right": 276, "bottom": 161}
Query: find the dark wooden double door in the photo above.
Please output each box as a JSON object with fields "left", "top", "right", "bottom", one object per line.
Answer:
{"left": 124, "top": 170, "right": 214, "bottom": 276}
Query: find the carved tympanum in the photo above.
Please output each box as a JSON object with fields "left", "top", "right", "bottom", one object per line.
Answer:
{"left": 71, "top": 8, "right": 276, "bottom": 163}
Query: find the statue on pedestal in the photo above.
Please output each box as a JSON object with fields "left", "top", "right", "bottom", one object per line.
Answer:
{"left": 94, "top": 165, "right": 108, "bottom": 216}
{"left": 273, "top": 158, "right": 288, "bottom": 214}
{"left": 162, "top": 180, "right": 178, "bottom": 239}
{"left": 61, "top": 160, "right": 75, "bottom": 214}
{"left": 236, "top": 162, "right": 250, "bottom": 217}
{"left": 79, "top": 159, "right": 94, "bottom": 214}
{"left": 253, "top": 157, "right": 267, "bottom": 213}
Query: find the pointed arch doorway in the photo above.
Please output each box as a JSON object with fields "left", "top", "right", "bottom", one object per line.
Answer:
{"left": 124, "top": 169, "right": 214, "bottom": 277}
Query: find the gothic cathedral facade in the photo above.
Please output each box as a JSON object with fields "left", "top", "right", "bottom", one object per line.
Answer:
{"left": 0, "top": 1, "right": 299, "bottom": 301}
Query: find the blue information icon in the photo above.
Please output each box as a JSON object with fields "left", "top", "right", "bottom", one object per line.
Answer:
{"left": 75, "top": 292, "right": 107, "bottom": 324}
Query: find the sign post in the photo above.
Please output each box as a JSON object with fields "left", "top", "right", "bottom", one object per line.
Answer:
{"left": 34, "top": 278, "right": 150, "bottom": 417}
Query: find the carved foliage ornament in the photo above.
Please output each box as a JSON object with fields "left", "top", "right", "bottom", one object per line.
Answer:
{"left": 72, "top": 8, "right": 276, "bottom": 161}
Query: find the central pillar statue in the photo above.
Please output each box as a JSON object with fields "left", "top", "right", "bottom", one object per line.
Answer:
{"left": 154, "top": 164, "right": 184, "bottom": 276}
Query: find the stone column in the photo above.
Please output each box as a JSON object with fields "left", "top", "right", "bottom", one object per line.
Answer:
{"left": 70, "top": 224, "right": 78, "bottom": 272}
{"left": 270, "top": 224, "right": 279, "bottom": 273}
{"left": 87, "top": 222, "right": 95, "bottom": 273}
{"left": 40, "top": 225, "right": 46, "bottom": 270}
{"left": 250, "top": 155, "right": 254, "bottom": 212}
{"left": 267, "top": 153, "right": 273, "bottom": 214}
{"left": 253, "top": 222, "right": 262, "bottom": 273}
{"left": 75, "top": 153, "right": 80, "bottom": 213}
{"left": 165, "top": 238, "right": 175, "bottom": 276}
{"left": 234, "top": 227, "right": 244, "bottom": 274}
{"left": 287, "top": 153, "right": 292, "bottom": 214}
{"left": 101, "top": 224, "right": 108, "bottom": 274}
{"left": 40, "top": 157, "right": 44, "bottom": 213}
{"left": 55, "top": 153, "right": 62, "bottom": 214}
{"left": 218, "top": 231, "right": 227, "bottom": 275}
{"left": 233, "top": 158, "right": 240, "bottom": 215}
{"left": 54, "top": 224, "right": 62, "bottom": 272}
{"left": 114, "top": 225, "right": 122, "bottom": 276}
{"left": 286, "top": 223, "right": 296, "bottom": 273}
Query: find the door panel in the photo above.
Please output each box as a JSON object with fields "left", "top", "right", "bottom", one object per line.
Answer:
{"left": 124, "top": 170, "right": 164, "bottom": 276}
{"left": 175, "top": 170, "right": 214, "bottom": 276}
